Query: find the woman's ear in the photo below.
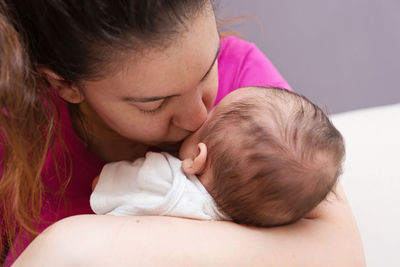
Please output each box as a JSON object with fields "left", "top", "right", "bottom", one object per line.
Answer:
{"left": 181, "top": 143, "right": 208, "bottom": 175}
{"left": 40, "top": 68, "right": 85, "bottom": 104}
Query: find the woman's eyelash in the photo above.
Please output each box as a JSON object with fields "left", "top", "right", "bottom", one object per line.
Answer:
{"left": 140, "top": 107, "right": 160, "bottom": 113}
{"left": 139, "top": 101, "right": 165, "bottom": 114}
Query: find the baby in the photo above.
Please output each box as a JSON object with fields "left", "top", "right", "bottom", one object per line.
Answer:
{"left": 90, "top": 87, "right": 345, "bottom": 227}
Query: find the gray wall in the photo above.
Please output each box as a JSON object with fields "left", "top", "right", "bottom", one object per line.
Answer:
{"left": 216, "top": 0, "right": 400, "bottom": 114}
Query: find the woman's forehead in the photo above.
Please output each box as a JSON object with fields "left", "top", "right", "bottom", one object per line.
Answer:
{"left": 91, "top": 12, "right": 220, "bottom": 98}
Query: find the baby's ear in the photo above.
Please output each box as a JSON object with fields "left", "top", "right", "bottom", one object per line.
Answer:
{"left": 181, "top": 143, "right": 208, "bottom": 175}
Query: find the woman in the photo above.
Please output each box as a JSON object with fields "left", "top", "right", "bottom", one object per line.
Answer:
{"left": 0, "top": 0, "right": 364, "bottom": 266}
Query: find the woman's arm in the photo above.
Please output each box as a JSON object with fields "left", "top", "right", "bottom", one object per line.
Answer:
{"left": 13, "top": 182, "right": 365, "bottom": 267}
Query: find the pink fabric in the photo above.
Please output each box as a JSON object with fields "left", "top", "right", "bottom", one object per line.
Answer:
{"left": 3, "top": 36, "right": 290, "bottom": 266}
{"left": 215, "top": 36, "right": 291, "bottom": 106}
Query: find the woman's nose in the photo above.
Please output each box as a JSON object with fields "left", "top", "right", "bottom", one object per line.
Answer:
{"left": 172, "top": 94, "right": 209, "bottom": 132}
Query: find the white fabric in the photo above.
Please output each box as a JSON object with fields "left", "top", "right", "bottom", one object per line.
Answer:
{"left": 90, "top": 152, "right": 228, "bottom": 220}
{"left": 331, "top": 104, "right": 400, "bottom": 267}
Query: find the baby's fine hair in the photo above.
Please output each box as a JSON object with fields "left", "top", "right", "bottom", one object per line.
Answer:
{"left": 200, "top": 87, "right": 345, "bottom": 227}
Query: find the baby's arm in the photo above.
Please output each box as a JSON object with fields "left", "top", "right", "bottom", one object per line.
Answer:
{"left": 89, "top": 160, "right": 144, "bottom": 215}
{"left": 90, "top": 155, "right": 172, "bottom": 216}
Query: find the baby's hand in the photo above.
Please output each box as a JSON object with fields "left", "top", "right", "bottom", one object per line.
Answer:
{"left": 91, "top": 176, "right": 100, "bottom": 192}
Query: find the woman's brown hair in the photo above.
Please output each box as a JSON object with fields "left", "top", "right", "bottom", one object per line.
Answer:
{"left": 0, "top": 4, "right": 59, "bottom": 261}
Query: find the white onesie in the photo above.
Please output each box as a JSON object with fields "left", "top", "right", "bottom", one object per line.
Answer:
{"left": 90, "top": 152, "right": 228, "bottom": 220}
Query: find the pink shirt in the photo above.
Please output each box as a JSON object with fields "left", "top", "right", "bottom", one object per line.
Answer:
{"left": 216, "top": 36, "right": 291, "bottom": 105}
{"left": 3, "top": 36, "right": 290, "bottom": 266}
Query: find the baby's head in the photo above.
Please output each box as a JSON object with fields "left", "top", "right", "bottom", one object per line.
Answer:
{"left": 179, "top": 87, "right": 345, "bottom": 227}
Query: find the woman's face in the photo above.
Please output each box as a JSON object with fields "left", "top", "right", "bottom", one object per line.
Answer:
{"left": 79, "top": 10, "right": 220, "bottom": 146}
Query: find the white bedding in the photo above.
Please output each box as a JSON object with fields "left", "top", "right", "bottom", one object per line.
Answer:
{"left": 332, "top": 104, "right": 400, "bottom": 267}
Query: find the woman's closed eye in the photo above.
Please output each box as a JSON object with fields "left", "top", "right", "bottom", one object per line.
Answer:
{"left": 134, "top": 99, "right": 166, "bottom": 114}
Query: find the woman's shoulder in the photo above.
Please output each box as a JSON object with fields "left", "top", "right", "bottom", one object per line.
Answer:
{"left": 219, "top": 36, "right": 259, "bottom": 67}
{"left": 216, "top": 36, "right": 291, "bottom": 105}
{"left": 220, "top": 35, "right": 253, "bottom": 50}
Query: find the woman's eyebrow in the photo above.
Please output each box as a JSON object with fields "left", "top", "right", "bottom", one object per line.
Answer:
{"left": 201, "top": 39, "right": 221, "bottom": 81}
